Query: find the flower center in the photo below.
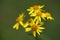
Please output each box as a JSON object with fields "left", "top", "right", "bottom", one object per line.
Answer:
{"left": 46, "top": 12, "right": 51, "bottom": 17}
{"left": 33, "top": 5, "right": 39, "bottom": 10}
{"left": 16, "top": 17, "right": 21, "bottom": 23}
{"left": 36, "top": 12, "right": 42, "bottom": 16}
{"left": 32, "top": 24, "right": 37, "bottom": 31}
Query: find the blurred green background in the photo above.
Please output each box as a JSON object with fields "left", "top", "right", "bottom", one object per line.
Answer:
{"left": 0, "top": 0, "right": 60, "bottom": 40}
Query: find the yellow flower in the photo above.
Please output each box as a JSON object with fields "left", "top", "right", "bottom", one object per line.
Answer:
{"left": 23, "top": 18, "right": 33, "bottom": 28}
{"left": 30, "top": 11, "right": 46, "bottom": 22}
{"left": 13, "top": 13, "right": 25, "bottom": 30}
{"left": 25, "top": 19, "right": 44, "bottom": 37}
{"left": 27, "top": 5, "right": 44, "bottom": 14}
{"left": 45, "top": 12, "right": 54, "bottom": 20}
{"left": 29, "top": 11, "right": 54, "bottom": 22}
{"left": 27, "top": 5, "right": 54, "bottom": 21}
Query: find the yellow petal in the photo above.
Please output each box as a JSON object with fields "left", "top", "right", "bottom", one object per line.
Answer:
{"left": 41, "top": 13, "right": 46, "bottom": 20}
{"left": 27, "top": 7, "right": 34, "bottom": 11}
{"left": 25, "top": 27, "right": 32, "bottom": 32}
{"left": 27, "top": 7, "right": 34, "bottom": 14}
{"left": 41, "top": 13, "right": 46, "bottom": 17}
{"left": 19, "top": 13, "right": 25, "bottom": 19}
{"left": 19, "top": 21, "right": 24, "bottom": 27}
{"left": 38, "top": 22, "right": 44, "bottom": 26}
{"left": 37, "top": 29, "right": 42, "bottom": 33}
{"left": 37, "top": 29, "right": 40, "bottom": 35}
{"left": 39, "top": 5, "right": 44, "bottom": 9}
{"left": 33, "top": 31, "right": 36, "bottom": 37}
{"left": 30, "top": 13, "right": 36, "bottom": 16}
{"left": 13, "top": 23, "right": 19, "bottom": 30}
{"left": 29, "top": 10, "right": 34, "bottom": 14}
{"left": 36, "top": 20, "right": 39, "bottom": 25}
{"left": 47, "top": 17, "right": 54, "bottom": 20}
{"left": 38, "top": 27, "right": 45, "bottom": 29}
{"left": 19, "top": 21, "right": 23, "bottom": 25}
{"left": 38, "top": 17, "right": 41, "bottom": 22}
{"left": 27, "top": 9, "right": 30, "bottom": 11}
{"left": 34, "top": 17, "right": 38, "bottom": 22}
{"left": 23, "top": 22, "right": 29, "bottom": 28}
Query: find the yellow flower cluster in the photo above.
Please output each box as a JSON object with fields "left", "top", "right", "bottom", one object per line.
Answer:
{"left": 13, "top": 5, "right": 54, "bottom": 37}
